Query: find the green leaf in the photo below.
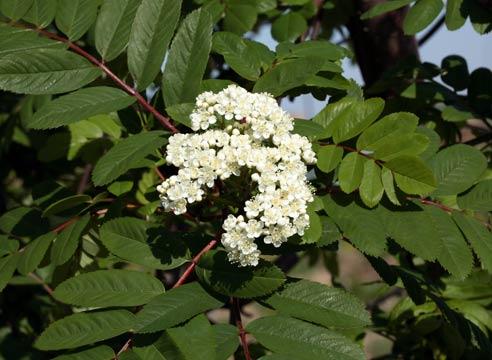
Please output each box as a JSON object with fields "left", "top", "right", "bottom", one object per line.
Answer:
{"left": 322, "top": 196, "right": 387, "bottom": 256}
{"left": 50, "top": 214, "right": 90, "bottom": 266}
{"left": 246, "top": 316, "right": 365, "bottom": 360}
{"left": 338, "top": 153, "right": 367, "bottom": 194}
{"left": 318, "top": 216, "right": 342, "bottom": 246}
{"left": 356, "top": 112, "right": 418, "bottom": 151}
{"left": 212, "top": 32, "right": 274, "bottom": 81}
{"left": 17, "top": 232, "right": 56, "bottom": 275}
{"left": 0, "top": 23, "right": 64, "bottom": 56}
{"left": 0, "top": 0, "right": 34, "bottom": 20}
{"left": 108, "top": 181, "right": 134, "bottom": 196}
{"left": 166, "top": 103, "right": 194, "bottom": 128}
{"left": 360, "top": 0, "right": 413, "bottom": 19}
{"left": 453, "top": 212, "right": 492, "bottom": 273}
{"left": 266, "top": 279, "right": 371, "bottom": 329}
{"left": 0, "top": 49, "right": 101, "bottom": 95}
{"left": 95, "top": 0, "right": 141, "bottom": 61}
{"left": 424, "top": 205, "right": 473, "bottom": 279}
{"left": 302, "top": 206, "right": 322, "bottom": 244}
{"left": 441, "top": 106, "right": 472, "bottom": 122}
{"left": 457, "top": 180, "right": 492, "bottom": 211}
{"left": 196, "top": 250, "right": 285, "bottom": 298}
{"left": 52, "top": 345, "right": 115, "bottom": 360}
{"left": 384, "top": 156, "right": 436, "bottom": 196}
{"left": 92, "top": 131, "right": 167, "bottom": 186}
{"left": 213, "top": 324, "right": 239, "bottom": 360}
{"left": 29, "top": 87, "right": 136, "bottom": 129}
{"left": 134, "top": 315, "right": 216, "bottom": 360}
{"left": 22, "top": 0, "right": 57, "bottom": 28}
{"left": 35, "top": 310, "right": 135, "bottom": 350}
{"left": 381, "top": 167, "right": 400, "bottom": 205}
{"left": 271, "top": 12, "right": 307, "bottom": 42}
{"left": 332, "top": 98, "right": 385, "bottom": 144}
{"left": 404, "top": 0, "right": 444, "bottom": 35}
{"left": 0, "top": 236, "right": 19, "bottom": 257}
{"left": 373, "top": 133, "right": 429, "bottom": 162}
{"left": 0, "top": 207, "right": 48, "bottom": 237}
{"left": 359, "top": 160, "right": 384, "bottom": 208}
{"left": 53, "top": 269, "right": 164, "bottom": 307}
{"left": 224, "top": 1, "right": 257, "bottom": 35}
{"left": 99, "top": 217, "right": 190, "bottom": 270}
{"left": 312, "top": 97, "right": 356, "bottom": 134}
{"left": 135, "top": 282, "right": 223, "bottom": 333}
{"left": 128, "top": 0, "right": 182, "bottom": 90}
{"left": 445, "top": 0, "right": 466, "bottom": 30}
{"left": 317, "top": 145, "right": 343, "bottom": 173}
{"left": 0, "top": 253, "right": 20, "bottom": 292}
{"left": 441, "top": 55, "right": 469, "bottom": 91}
{"left": 293, "top": 119, "right": 328, "bottom": 140}
{"left": 253, "top": 57, "right": 325, "bottom": 96}
{"left": 162, "top": 8, "right": 213, "bottom": 106}
{"left": 42, "top": 195, "right": 91, "bottom": 217}
{"left": 276, "top": 41, "right": 351, "bottom": 62}
{"left": 430, "top": 144, "right": 487, "bottom": 196}
{"left": 55, "top": 0, "right": 99, "bottom": 41}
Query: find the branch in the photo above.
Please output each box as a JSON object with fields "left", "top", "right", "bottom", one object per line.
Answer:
{"left": 8, "top": 21, "right": 178, "bottom": 134}
{"left": 463, "top": 132, "right": 492, "bottom": 146}
{"left": 28, "top": 272, "right": 54, "bottom": 296}
{"left": 231, "top": 297, "right": 252, "bottom": 360}
{"left": 418, "top": 15, "right": 445, "bottom": 46}
{"left": 172, "top": 239, "right": 218, "bottom": 288}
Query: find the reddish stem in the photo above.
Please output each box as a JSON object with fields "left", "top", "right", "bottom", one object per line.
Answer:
{"left": 416, "top": 198, "right": 454, "bottom": 213}
{"left": 28, "top": 272, "right": 54, "bottom": 296}
{"left": 172, "top": 239, "right": 218, "bottom": 288}
{"left": 52, "top": 217, "right": 78, "bottom": 233}
{"left": 11, "top": 22, "right": 178, "bottom": 134}
{"left": 232, "top": 298, "right": 252, "bottom": 360}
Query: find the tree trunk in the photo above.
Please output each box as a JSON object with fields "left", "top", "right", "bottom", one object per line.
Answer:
{"left": 347, "top": 0, "right": 420, "bottom": 87}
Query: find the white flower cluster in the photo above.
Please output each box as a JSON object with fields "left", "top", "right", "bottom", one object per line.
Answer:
{"left": 157, "top": 85, "right": 316, "bottom": 266}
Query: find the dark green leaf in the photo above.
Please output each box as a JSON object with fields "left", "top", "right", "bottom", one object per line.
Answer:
{"left": 0, "top": 207, "right": 48, "bottom": 237}
{"left": 213, "top": 324, "right": 239, "bottom": 360}
{"left": 22, "top": 0, "right": 57, "bottom": 28}
{"left": 0, "top": 253, "right": 20, "bottom": 292}
{"left": 445, "top": 0, "right": 466, "bottom": 30}
{"left": 302, "top": 206, "right": 322, "bottom": 244}
{"left": 17, "top": 232, "right": 56, "bottom": 275}
{"left": 430, "top": 144, "right": 487, "bottom": 196}
{"left": 0, "top": 236, "right": 19, "bottom": 257}
{"left": 128, "top": 0, "right": 182, "bottom": 90}
{"left": 457, "top": 180, "right": 492, "bottom": 211}
{"left": 165, "top": 103, "right": 194, "bottom": 128}
{"left": 95, "top": 0, "right": 141, "bottom": 61}
{"left": 53, "top": 269, "right": 164, "bottom": 307}
{"left": 359, "top": 160, "right": 384, "bottom": 208}
{"left": 453, "top": 212, "right": 492, "bottom": 273}
{"left": 42, "top": 195, "right": 91, "bottom": 217}
{"left": 441, "top": 55, "right": 469, "bottom": 91}
{"left": 29, "top": 87, "right": 135, "bottom": 129}
{"left": 253, "top": 57, "right": 325, "bottom": 96}
{"left": 246, "top": 316, "right": 365, "bottom": 360}
{"left": 0, "top": 0, "right": 34, "bottom": 20}
{"left": 108, "top": 181, "right": 134, "bottom": 196}
{"left": 92, "top": 131, "right": 167, "bottom": 186}
{"left": 271, "top": 12, "right": 307, "bottom": 42}
{"left": 135, "top": 282, "right": 223, "bottom": 333}
{"left": 360, "top": 0, "right": 413, "bottom": 20}
{"left": 0, "top": 23, "right": 64, "bottom": 56}
{"left": 338, "top": 153, "right": 367, "bottom": 194}
{"left": 162, "top": 8, "right": 213, "bottom": 106}
{"left": 276, "top": 41, "right": 351, "bottom": 62}
{"left": 55, "top": 0, "right": 99, "bottom": 41}
{"left": 224, "top": 1, "right": 257, "bottom": 35}
{"left": 384, "top": 156, "right": 436, "bottom": 196}
{"left": 99, "top": 217, "right": 190, "bottom": 270}
{"left": 266, "top": 279, "right": 371, "bottom": 329}
{"left": 317, "top": 145, "right": 343, "bottom": 173}
{"left": 50, "top": 214, "right": 90, "bottom": 266}
{"left": 35, "top": 310, "right": 135, "bottom": 350}
{"left": 196, "top": 250, "right": 285, "bottom": 298}
{"left": 404, "top": 0, "right": 444, "bottom": 35}
{"left": 0, "top": 50, "right": 101, "bottom": 95}
{"left": 52, "top": 345, "right": 115, "bottom": 360}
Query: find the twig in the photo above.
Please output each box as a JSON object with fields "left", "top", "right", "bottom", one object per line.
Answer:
{"left": 418, "top": 15, "right": 445, "bottom": 46}
{"left": 231, "top": 298, "right": 252, "bottom": 360}
{"left": 77, "top": 164, "right": 93, "bottom": 194}
{"left": 28, "top": 272, "right": 54, "bottom": 296}
{"left": 52, "top": 217, "right": 78, "bottom": 233}
{"left": 7, "top": 21, "right": 178, "bottom": 134}
{"left": 463, "top": 132, "right": 492, "bottom": 146}
{"left": 115, "top": 338, "right": 132, "bottom": 359}
{"left": 172, "top": 239, "right": 218, "bottom": 288}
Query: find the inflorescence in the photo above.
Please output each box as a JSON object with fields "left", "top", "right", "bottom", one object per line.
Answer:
{"left": 157, "top": 85, "right": 316, "bottom": 266}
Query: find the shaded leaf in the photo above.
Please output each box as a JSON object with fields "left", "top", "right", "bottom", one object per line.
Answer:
{"left": 0, "top": 253, "right": 20, "bottom": 292}
{"left": 55, "top": 0, "right": 99, "bottom": 41}
{"left": 384, "top": 156, "right": 436, "bottom": 196}
{"left": 271, "top": 12, "right": 307, "bottom": 42}
{"left": 0, "top": 0, "right": 34, "bottom": 20}
{"left": 17, "top": 232, "right": 56, "bottom": 275}
{"left": 22, "top": 0, "right": 57, "bottom": 28}
{"left": 213, "top": 324, "right": 239, "bottom": 360}
{"left": 52, "top": 346, "right": 115, "bottom": 360}
{"left": 51, "top": 214, "right": 90, "bottom": 266}
{"left": 361, "top": 0, "right": 413, "bottom": 19}
{"left": 457, "top": 180, "right": 492, "bottom": 211}
{"left": 224, "top": 1, "right": 257, "bottom": 35}
{"left": 42, "top": 195, "right": 91, "bottom": 217}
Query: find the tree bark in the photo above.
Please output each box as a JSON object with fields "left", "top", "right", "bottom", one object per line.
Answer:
{"left": 347, "top": 0, "right": 420, "bottom": 87}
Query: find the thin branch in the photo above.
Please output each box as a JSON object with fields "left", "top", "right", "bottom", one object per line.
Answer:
{"left": 418, "top": 15, "right": 445, "bottom": 46}
{"left": 77, "top": 164, "right": 93, "bottom": 194}
{"left": 231, "top": 297, "right": 252, "bottom": 360}
{"left": 28, "top": 272, "right": 54, "bottom": 296}
{"left": 52, "top": 217, "right": 78, "bottom": 233}
{"left": 463, "top": 132, "right": 492, "bottom": 146}
{"left": 172, "top": 239, "right": 218, "bottom": 288}
{"left": 7, "top": 21, "right": 178, "bottom": 134}
{"left": 115, "top": 338, "right": 132, "bottom": 359}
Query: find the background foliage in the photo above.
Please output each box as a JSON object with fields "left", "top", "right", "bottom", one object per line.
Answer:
{"left": 0, "top": 0, "right": 491, "bottom": 359}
